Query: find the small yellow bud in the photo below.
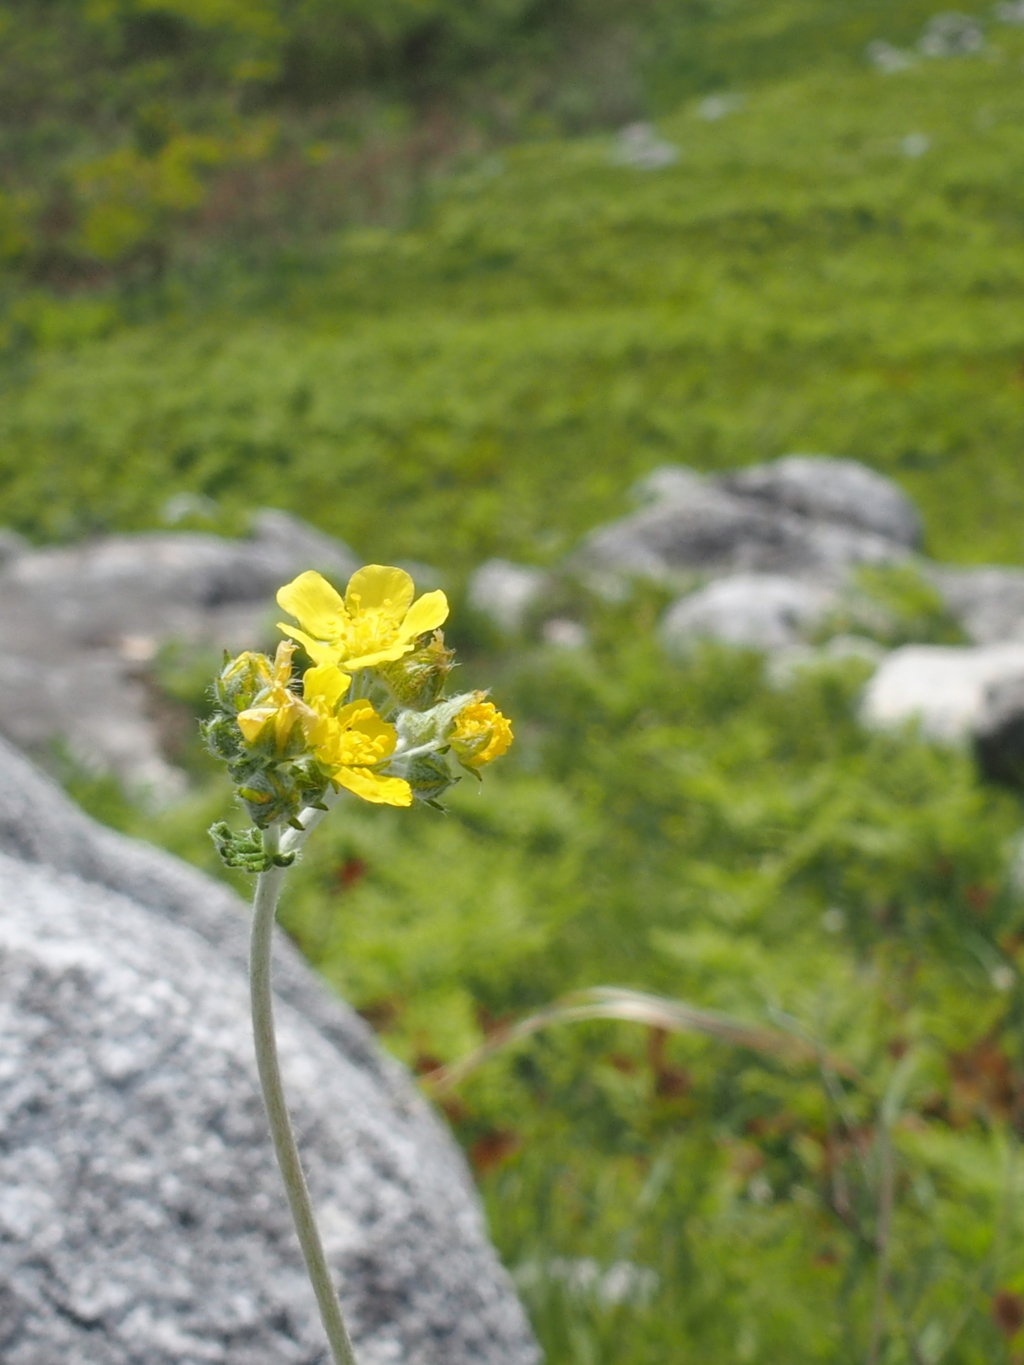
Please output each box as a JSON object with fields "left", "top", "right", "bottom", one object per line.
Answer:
{"left": 449, "top": 695, "right": 513, "bottom": 769}
{"left": 215, "top": 650, "right": 275, "bottom": 713}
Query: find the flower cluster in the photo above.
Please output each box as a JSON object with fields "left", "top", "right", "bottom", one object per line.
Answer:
{"left": 204, "top": 565, "right": 512, "bottom": 845}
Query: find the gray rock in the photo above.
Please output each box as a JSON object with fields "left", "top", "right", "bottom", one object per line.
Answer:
{"left": 918, "top": 12, "right": 984, "bottom": 56}
{"left": 1, "top": 512, "right": 358, "bottom": 654}
{"left": 974, "top": 675, "right": 1024, "bottom": 787}
{"left": 629, "top": 465, "right": 708, "bottom": 507}
{"left": 660, "top": 574, "right": 837, "bottom": 653}
{"left": 611, "top": 123, "right": 677, "bottom": 170}
{"left": 466, "top": 561, "right": 548, "bottom": 635}
{"left": 866, "top": 39, "right": 916, "bottom": 73}
{"left": 717, "top": 456, "right": 921, "bottom": 548}
{"left": 861, "top": 643, "right": 1024, "bottom": 743}
{"left": 0, "top": 528, "right": 29, "bottom": 567}
{"left": 574, "top": 472, "right": 908, "bottom": 590}
{"left": 0, "top": 736, "right": 538, "bottom": 1365}
{"left": 0, "top": 513, "right": 359, "bottom": 796}
{"left": 541, "top": 618, "right": 588, "bottom": 650}
{"left": 925, "top": 566, "right": 1024, "bottom": 645}
{"left": 696, "top": 94, "right": 743, "bottom": 122}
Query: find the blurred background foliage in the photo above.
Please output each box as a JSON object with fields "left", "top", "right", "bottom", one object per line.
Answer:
{"left": 11, "top": 0, "right": 1024, "bottom": 1360}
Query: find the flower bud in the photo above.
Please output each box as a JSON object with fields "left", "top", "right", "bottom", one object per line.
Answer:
{"left": 215, "top": 650, "right": 274, "bottom": 714}
{"left": 223, "top": 752, "right": 329, "bottom": 828}
{"left": 202, "top": 711, "right": 244, "bottom": 763}
{"left": 377, "top": 631, "right": 456, "bottom": 710}
{"left": 400, "top": 752, "right": 459, "bottom": 805}
{"left": 449, "top": 695, "right": 513, "bottom": 770}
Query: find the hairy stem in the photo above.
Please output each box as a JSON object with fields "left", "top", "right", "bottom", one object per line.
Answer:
{"left": 251, "top": 823, "right": 358, "bottom": 1365}
{"left": 866, "top": 1123, "right": 895, "bottom": 1365}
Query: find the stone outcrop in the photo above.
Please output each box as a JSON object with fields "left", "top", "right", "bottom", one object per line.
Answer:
{"left": 926, "top": 566, "right": 1024, "bottom": 646}
{"left": 717, "top": 455, "right": 921, "bottom": 549}
{"left": 466, "top": 560, "right": 548, "bottom": 635}
{"left": 660, "top": 573, "right": 837, "bottom": 653}
{"left": 0, "top": 512, "right": 358, "bottom": 797}
{"left": 573, "top": 457, "right": 915, "bottom": 593}
{"left": 0, "top": 737, "right": 538, "bottom": 1365}
{"left": 860, "top": 643, "right": 1024, "bottom": 744}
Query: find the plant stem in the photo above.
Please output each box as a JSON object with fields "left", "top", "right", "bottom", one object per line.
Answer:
{"left": 250, "top": 823, "right": 359, "bottom": 1365}
{"left": 866, "top": 1122, "right": 895, "bottom": 1365}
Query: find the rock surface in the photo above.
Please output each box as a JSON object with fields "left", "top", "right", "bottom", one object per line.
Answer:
{"left": 717, "top": 455, "right": 922, "bottom": 549}
{"left": 574, "top": 457, "right": 914, "bottom": 591}
{"left": 660, "top": 574, "right": 837, "bottom": 653}
{"left": 629, "top": 466, "right": 707, "bottom": 507}
{"left": 0, "top": 512, "right": 358, "bottom": 797}
{"left": 927, "top": 566, "right": 1024, "bottom": 646}
{"left": 466, "top": 560, "right": 548, "bottom": 635}
{"left": 0, "top": 737, "right": 538, "bottom": 1365}
{"left": 861, "top": 643, "right": 1024, "bottom": 743}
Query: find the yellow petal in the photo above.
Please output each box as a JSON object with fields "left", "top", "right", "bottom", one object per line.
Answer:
{"left": 478, "top": 713, "right": 513, "bottom": 765}
{"left": 271, "top": 640, "right": 297, "bottom": 684}
{"left": 399, "top": 589, "right": 449, "bottom": 642}
{"left": 344, "top": 565, "right": 414, "bottom": 622}
{"left": 333, "top": 766, "right": 413, "bottom": 807}
{"left": 277, "top": 570, "right": 346, "bottom": 638}
{"left": 303, "top": 662, "right": 349, "bottom": 711}
{"left": 277, "top": 623, "right": 342, "bottom": 667}
{"left": 341, "top": 642, "right": 418, "bottom": 671}
{"left": 238, "top": 706, "right": 275, "bottom": 742}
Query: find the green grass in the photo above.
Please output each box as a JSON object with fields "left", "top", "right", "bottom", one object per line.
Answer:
{"left": 9, "top": 1, "right": 1024, "bottom": 1359}
{"left": 5, "top": 32, "right": 1024, "bottom": 563}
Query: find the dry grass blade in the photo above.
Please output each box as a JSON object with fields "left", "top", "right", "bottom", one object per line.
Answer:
{"left": 422, "top": 986, "right": 858, "bottom": 1095}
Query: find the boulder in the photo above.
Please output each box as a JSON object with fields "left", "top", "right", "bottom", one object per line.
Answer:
{"left": 0, "top": 529, "right": 29, "bottom": 567}
{"left": 573, "top": 456, "right": 914, "bottom": 591}
{"left": 0, "top": 512, "right": 359, "bottom": 797}
{"left": 628, "top": 465, "right": 708, "bottom": 507}
{"left": 926, "top": 566, "right": 1024, "bottom": 645}
{"left": 918, "top": 12, "right": 984, "bottom": 57}
{"left": 0, "top": 736, "right": 538, "bottom": 1365}
{"left": 717, "top": 456, "right": 922, "bottom": 549}
{"left": 861, "top": 644, "right": 1024, "bottom": 743}
{"left": 541, "top": 618, "right": 588, "bottom": 649}
{"left": 660, "top": 574, "right": 837, "bottom": 653}
{"left": 611, "top": 123, "right": 677, "bottom": 170}
{"left": 466, "top": 560, "right": 548, "bottom": 635}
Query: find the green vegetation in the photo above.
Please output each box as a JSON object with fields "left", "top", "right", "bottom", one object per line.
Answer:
{"left": 5, "top": 13, "right": 1024, "bottom": 563}
{"left": 8, "top": 0, "right": 1024, "bottom": 1359}
{"left": 104, "top": 604, "right": 1024, "bottom": 1364}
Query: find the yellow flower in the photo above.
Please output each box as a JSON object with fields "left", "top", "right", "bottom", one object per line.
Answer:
{"left": 449, "top": 695, "right": 513, "bottom": 769}
{"left": 237, "top": 647, "right": 354, "bottom": 748}
{"left": 237, "top": 642, "right": 312, "bottom": 749}
{"left": 277, "top": 566, "right": 449, "bottom": 671}
{"left": 237, "top": 649, "right": 409, "bottom": 806}
{"left": 311, "top": 698, "right": 412, "bottom": 807}
{"left": 300, "top": 659, "right": 350, "bottom": 723}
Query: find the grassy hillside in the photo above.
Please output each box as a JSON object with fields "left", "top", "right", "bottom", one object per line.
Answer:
{"left": 0, "top": 0, "right": 965, "bottom": 288}
{"left": 10, "top": 2, "right": 1024, "bottom": 1361}
{"left": 4, "top": 12, "right": 1024, "bottom": 565}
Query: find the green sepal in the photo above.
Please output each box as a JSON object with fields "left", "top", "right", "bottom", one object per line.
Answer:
{"left": 208, "top": 821, "right": 296, "bottom": 872}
